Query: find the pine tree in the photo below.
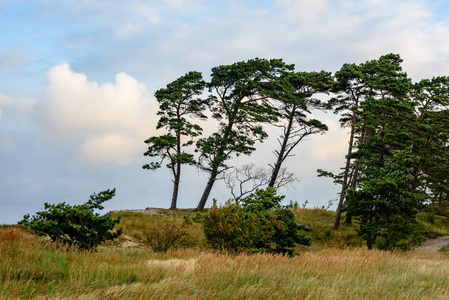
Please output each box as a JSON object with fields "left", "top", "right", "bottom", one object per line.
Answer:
{"left": 195, "top": 58, "right": 294, "bottom": 209}
{"left": 143, "top": 71, "right": 206, "bottom": 209}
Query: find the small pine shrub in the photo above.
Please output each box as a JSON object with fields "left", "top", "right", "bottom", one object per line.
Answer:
{"left": 18, "top": 189, "right": 122, "bottom": 250}
{"left": 201, "top": 187, "right": 311, "bottom": 255}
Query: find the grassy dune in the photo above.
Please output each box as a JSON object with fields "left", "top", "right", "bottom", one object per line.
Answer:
{"left": 1, "top": 207, "right": 449, "bottom": 299}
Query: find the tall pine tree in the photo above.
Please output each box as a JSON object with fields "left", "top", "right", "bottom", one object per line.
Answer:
{"left": 143, "top": 71, "right": 206, "bottom": 209}
{"left": 195, "top": 58, "right": 294, "bottom": 209}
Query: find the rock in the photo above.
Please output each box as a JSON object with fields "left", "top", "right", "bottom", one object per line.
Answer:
{"left": 303, "top": 224, "right": 313, "bottom": 231}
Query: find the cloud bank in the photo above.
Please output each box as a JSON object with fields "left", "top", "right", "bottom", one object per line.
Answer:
{"left": 36, "top": 63, "right": 159, "bottom": 165}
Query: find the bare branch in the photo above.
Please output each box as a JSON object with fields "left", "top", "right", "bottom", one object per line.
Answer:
{"left": 224, "top": 163, "right": 298, "bottom": 201}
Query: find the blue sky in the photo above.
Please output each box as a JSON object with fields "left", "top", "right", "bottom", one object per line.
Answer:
{"left": 1, "top": 0, "right": 449, "bottom": 224}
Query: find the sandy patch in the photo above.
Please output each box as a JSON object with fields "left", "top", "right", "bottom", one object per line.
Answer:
{"left": 416, "top": 236, "right": 449, "bottom": 251}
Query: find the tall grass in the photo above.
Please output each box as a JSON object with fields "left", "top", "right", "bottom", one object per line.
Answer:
{"left": 108, "top": 210, "right": 206, "bottom": 249}
{"left": 292, "top": 207, "right": 365, "bottom": 251}
{"left": 2, "top": 227, "right": 449, "bottom": 299}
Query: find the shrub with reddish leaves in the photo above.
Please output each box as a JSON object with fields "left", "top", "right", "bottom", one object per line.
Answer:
{"left": 201, "top": 188, "right": 311, "bottom": 255}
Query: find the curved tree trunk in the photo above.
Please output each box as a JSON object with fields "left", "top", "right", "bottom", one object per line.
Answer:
{"left": 344, "top": 119, "right": 366, "bottom": 224}
{"left": 197, "top": 110, "right": 236, "bottom": 210}
{"left": 334, "top": 113, "right": 356, "bottom": 230}
{"left": 197, "top": 169, "right": 218, "bottom": 209}
{"left": 170, "top": 162, "right": 181, "bottom": 209}
{"left": 268, "top": 113, "right": 294, "bottom": 188}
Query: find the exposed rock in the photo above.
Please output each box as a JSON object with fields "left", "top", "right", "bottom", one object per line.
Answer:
{"left": 122, "top": 240, "right": 145, "bottom": 248}
{"left": 303, "top": 224, "right": 313, "bottom": 231}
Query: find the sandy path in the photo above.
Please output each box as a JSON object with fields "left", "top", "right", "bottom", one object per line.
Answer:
{"left": 415, "top": 236, "right": 449, "bottom": 251}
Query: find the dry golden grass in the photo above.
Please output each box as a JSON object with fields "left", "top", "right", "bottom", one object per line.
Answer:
{"left": 107, "top": 209, "right": 206, "bottom": 249}
{"left": 2, "top": 226, "right": 449, "bottom": 299}
{"left": 3, "top": 207, "right": 449, "bottom": 299}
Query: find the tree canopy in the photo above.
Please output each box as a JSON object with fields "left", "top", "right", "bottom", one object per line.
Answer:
{"left": 142, "top": 55, "right": 449, "bottom": 251}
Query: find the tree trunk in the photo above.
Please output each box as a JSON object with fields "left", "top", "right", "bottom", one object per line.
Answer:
{"left": 170, "top": 131, "right": 182, "bottom": 209}
{"left": 334, "top": 164, "right": 350, "bottom": 229}
{"left": 334, "top": 114, "right": 356, "bottom": 229}
{"left": 197, "top": 169, "right": 218, "bottom": 209}
{"left": 268, "top": 113, "right": 294, "bottom": 188}
{"left": 344, "top": 119, "right": 365, "bottom": 225}
{"left": 170, "top": 162, "right": 181, "bottom": 209}
{"left": 268, "top": 155, "right": 283, "bottom": 188}
{"left": 197, "top": 108, "right": 238, "bottom": 209}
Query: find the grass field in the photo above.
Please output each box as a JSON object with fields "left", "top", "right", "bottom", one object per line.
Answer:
{"left": 1, "top": 207, "right": 449, "bottom": 299}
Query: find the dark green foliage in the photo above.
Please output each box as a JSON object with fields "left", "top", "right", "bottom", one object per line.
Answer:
{"left": 326, "top": 53, "right": 442, "bottom": 250}
{"left": 143, "top": 71, "right": 207, "bottom": 208}
{"left": 196, "top": 58, "right": 295, "bottom": 209}
{"left": 344, "top": 149, "right": 426, "bottom": 250}
{"left": 19, "top": 189, "right": 122, "bottom": 250}
{"left": 409, "top": 76, "right": 449, "bottom": 206}
{"left": 325, "top": 54, "right": 412, "bottom": 230}
{"left": 201, "top": 187, "right": 311, "bottom": 255}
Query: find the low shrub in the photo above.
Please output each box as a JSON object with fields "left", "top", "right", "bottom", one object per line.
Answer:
{"left": 201, "top": 187, "right": 311, "bottom": 255}
{"left": 147, "top": 215, "right": 193, "bottom": 253}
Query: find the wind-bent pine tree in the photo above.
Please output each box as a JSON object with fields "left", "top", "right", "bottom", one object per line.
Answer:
{"left": 143, "top": 71, "right": 206, "bottom": 209}
{"left": 268, "top": 71, "right": 332, "bottom": 188}
{"left": 338, "top": 56, "right": 449, "bottom": 249}
{"left": 328, "top": 54, "right": 410, "bottom": 229}
{"left": 343, "top": 76, "right": 422, "bottom": 250}
{"left": 195, "top": 58, "right": 294, "bottom": 210}
{"left": 326, "top": 62, "right": 370, "bottom": 229}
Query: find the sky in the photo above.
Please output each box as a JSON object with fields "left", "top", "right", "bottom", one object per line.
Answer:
{"left": 1, "top": 0, "right": 449, "bottom": 224}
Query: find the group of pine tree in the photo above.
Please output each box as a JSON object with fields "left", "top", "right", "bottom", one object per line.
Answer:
{"left": 144, "top": 54, "right": 449, "bottom": 250}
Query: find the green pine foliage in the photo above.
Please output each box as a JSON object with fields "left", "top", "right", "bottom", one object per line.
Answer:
{"left": 332, "top": 54, "right": 440, "bottom": 250}
{"left": 195, "top": 58, "right": 295, "bottom": 209}
{"left": 18, "top": 189, "right": 122, "bottom": 250}
{"left": 344, "top": 150, "right": 427, "bottom": 250}
{"left": 143, "top": 71, "right": 207, "bottom": 209}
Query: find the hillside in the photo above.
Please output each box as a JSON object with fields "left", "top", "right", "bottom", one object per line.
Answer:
{"left": 106, "top": 206, "right": 449, "bottom": 252}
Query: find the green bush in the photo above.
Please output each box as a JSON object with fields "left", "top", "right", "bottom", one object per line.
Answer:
{"left": 19, "top": 189, "right": 122, "bottom": 250}
{"left": 373, "top": 221, "right": 426, "bottom": 251}
{"left": 201, "top": 187, "right": 311, "bottom": 255}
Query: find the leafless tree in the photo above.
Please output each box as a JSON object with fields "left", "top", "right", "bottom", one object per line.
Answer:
{"left": 224, "top": 163, "right": 298, "bottom": 201}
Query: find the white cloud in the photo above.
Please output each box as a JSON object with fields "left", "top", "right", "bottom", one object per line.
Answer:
{"left": 78, "top": 134, "right": 142, "bottom": 166}
{"left": 0, "top": 93, "right": 34, "bottom": 118}
{"left": 41, "top": 0, "right": 449, "bottom": 89}
{"left": 36, "top": 63, "right": 159, "bottom": 165}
